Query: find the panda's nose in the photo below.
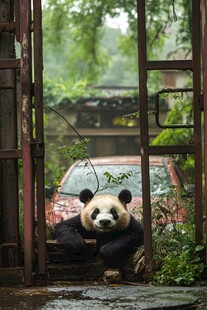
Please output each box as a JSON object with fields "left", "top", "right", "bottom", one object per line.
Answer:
{"left": 99, "top": 219, "right": 111, "bottom": 226}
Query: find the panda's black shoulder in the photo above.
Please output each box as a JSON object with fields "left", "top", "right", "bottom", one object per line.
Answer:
{"left": 128, "top": 214, "right": 144, "bottom": 233}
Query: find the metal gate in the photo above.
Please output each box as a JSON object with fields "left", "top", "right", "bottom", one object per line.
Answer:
{"left": 0, "top": 0, "right": 46, "bottom": 285}
{"left": 137, "top": 0, "right": 204, "bottom": 276}
{"left": 0, "top": 0, "right": 206, "bottom": 286}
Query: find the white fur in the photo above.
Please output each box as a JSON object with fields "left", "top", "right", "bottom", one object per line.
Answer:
{"left": 80, "top": 194, "right": 130, "bottom": 232}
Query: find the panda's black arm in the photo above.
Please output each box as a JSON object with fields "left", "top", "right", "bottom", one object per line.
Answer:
{"left": 54, "top": 214, "right": 96, "bottom": 251}
{"left": 99, "top": 216, "right": 144, "bottom": 263}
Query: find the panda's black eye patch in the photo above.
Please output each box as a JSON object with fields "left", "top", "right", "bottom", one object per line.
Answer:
{"left": 110, "top": 208, "right": 118, "bottom": 220}
{"left": 91, "top": 208, "right": 100, "bottom": 220}
{"left": 110, "top": 208, "right": 116, "bottom": 215}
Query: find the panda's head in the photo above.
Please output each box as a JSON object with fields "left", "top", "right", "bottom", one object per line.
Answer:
{"left": 80, "top": 189, "right": 132, "bottom": 232}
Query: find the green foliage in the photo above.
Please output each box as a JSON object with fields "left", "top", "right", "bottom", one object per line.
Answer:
{"left": 98, "top": 27, "right": 138, "bottom": 86}
{"left": 43, "top": 0, "right": 110, "bottom": 83}
{"left": 43, "top": 76, "right": 105, "bottom": 106}
{"left": 153, "top": 225, "right": 204, "bottom": 286}
{"left": 151, "top": 188, "right": 205, "bottom": 286}
{"left": 49, "top": 139, "right": 90, "bottom": 162}
{"left": 43, "top": 0, "right": 192, "bottom": 84}
{"left": 47, "top": 139, "right": 134, "bottom": 193}
{"left": 153, "top": 128, "right": 192, "bottom": 146}
{"left": 176, "top": 0, "right": 192, "bottom": 56}
{"left": 101, "top": 170, "right": 133, "bottom": 191}
{"left": 153, "top": 92, "right": 193, "bottom": 145}
{"left": 47, "top": 139, "right": 90, "bottom": 188}
{"left": 152, "top": 92, "right": 194, "bottom": 179}
{"left": 123, "top": 111, "right": 140, "bottom": 119}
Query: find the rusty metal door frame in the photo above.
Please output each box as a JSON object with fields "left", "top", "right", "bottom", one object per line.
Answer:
{"left": 0, "top": 0, "right": 46, "bottom": 286}
{"left": 202, "top": 0, "right": 207, "bottom": 266}
{"left": 137, "top": 0, "right": 203, "bottom": 275}
{"left": 20, "top": 0, "right": 46, "bottom": 286}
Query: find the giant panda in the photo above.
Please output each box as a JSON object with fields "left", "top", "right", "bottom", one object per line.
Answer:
{"left": 54, "top": 188, "right": 144, "bottom": 267}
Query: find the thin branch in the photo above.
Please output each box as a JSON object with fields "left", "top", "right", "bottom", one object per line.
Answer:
{"left": 45, "top": 103, "right": 100, "bottom": 194}
{"left": 172, "top": 0, "right": 177, "bottom": 22}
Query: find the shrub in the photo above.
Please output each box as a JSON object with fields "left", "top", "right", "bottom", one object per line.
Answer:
{"left": 151, "top": 188, "right": 205, "bottom": 286}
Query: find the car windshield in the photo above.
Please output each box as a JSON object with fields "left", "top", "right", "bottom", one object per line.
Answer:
{"left": 60, "top": 164, "right": 171, "bottom": 197}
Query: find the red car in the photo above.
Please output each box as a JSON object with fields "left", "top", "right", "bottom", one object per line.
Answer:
{"left": 46, "top": 156, "right": 193, "bottom": 226}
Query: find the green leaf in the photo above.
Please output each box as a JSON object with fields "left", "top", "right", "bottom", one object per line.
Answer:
{"left": 195, "top": 245, "right": 204, "bottom": 252}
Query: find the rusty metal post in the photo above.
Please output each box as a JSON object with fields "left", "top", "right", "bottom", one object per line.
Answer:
{"left": 137, "top": 0, "right": 203, "bottom": 278}
{"left": 20, "top": 0, "right": 34, "bottom": 286}
{"left": 202, "top": 0, "right": 207, "bottom": 264}
{"left": 0, "top": 0, "right": 20, "bottom": 268}
{"left": 137, "top": 0, "right": 153, "bottom": 276}
{"left": 192, "top": 0, "right": 203, "bottom": 244}
{"left": 33, "top": 0, "right": 47, "bottom": 284}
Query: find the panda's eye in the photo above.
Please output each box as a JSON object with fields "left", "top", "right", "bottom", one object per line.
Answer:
{"left": 94, "top": 208, "right": 100, "bottom": 214}
{"left": 110, "top": 208, "right": 117, "bottom": 215}
{"left": 110, "top": 208, "right": 118, "bottom": 220}
{"left": 91, "top": 208, "right": 100, "bottom": 220}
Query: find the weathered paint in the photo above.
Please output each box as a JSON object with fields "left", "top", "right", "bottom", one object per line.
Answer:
{"left": 202, "top": 0, "right": 207, "bottom": 265}
{"left": 20, "top": 0, "right": 35, "bottom": 286}
{"left": 33, "top": 0, "right": 47, "bottom": 284}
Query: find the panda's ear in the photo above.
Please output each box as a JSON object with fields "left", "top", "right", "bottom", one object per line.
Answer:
{"left": 118, "top": 189, "right": 132, "bottom": 204}
{"left": 79, "top": 189, "right": 94, "bottom": 203}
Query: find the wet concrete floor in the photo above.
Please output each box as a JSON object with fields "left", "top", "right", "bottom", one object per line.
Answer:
{"left": 1, "top": 283, "right": 207, "bottom": 309}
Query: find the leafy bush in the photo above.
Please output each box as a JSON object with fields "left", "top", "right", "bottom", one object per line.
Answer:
{"left": 151, "top": 188, "right": 205, "bottom": 286}
{"left": 153, "top": 240, "right": 204, "bottom": 285}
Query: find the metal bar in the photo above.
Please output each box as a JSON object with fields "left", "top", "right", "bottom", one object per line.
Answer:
{"left": 137, "top": 0, "right": 152, "bottom": 277}
{"left": 0, "top": 22, "right": 16, "bottom": 32}
{"left": 31, "top": 143, "right": 44, "bottom": 158}
{"left": 0, "top": 150, "right": 21, "bottom": 159}
{"left": 0, "top": 59, "right": 21, "bottom": 69}
{"left": 0, "top": 86, "right": 15, "bottom": 89}
{"left": 149, "top": 145, "right": 195, "bottom": 155}
{"left": 155, "top": 88, "right": 194, "bottom": 129}
{"left": 202, "top": 0, "right": 207, "bottom": 265}
{"left": 1, "top": 243, "right": 18, "bottom": 247}
{"left": 192, "top": 0, "right": 203, "bottom": 244}
{"left": 147, "top": 60, "right": 193, "bottom": 71}
{"left": 33, "top": 0, "right": 47, "bottom": 285}
{"left": 20, "top": 0, "right": 34, "bottom": 286}
{"left": 0, "top": 0, "right": 20, "bottom": 268}
{"left": 15, "top": 0, "right": 20, "bottom": 42}
{"left": 158, "top": 88, "right": 193, "bottom": 94}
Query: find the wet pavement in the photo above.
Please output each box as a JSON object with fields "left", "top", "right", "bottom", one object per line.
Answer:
{"left": 1, "top": 283, "right": 207, "bottom": 309}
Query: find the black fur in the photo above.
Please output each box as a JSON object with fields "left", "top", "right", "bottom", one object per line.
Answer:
{"left": 54, "top": 215, "right": 96, "bottom": 253}
{"left": 97, "top": 215, "right": 143, "bottom": 267}
{"left": 79, "top": 189, "right": 94, "bottom": 203}
{"left": 54, "top": 214, "right": 143, "bottom": 267}
{"left": 118, "top": 189, "right": 132, "bottom": 204}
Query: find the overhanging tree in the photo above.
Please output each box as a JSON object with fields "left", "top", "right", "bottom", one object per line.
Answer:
{"left": 43, "top": 0, "right": 192, "bottom": 84}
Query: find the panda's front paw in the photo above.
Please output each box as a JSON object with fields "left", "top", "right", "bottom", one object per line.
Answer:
{"left": 99, "top": 245, "right": 124, "bottom": 267}
{"left": 99, "top": 244, "right": 112, "bottom": 260}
